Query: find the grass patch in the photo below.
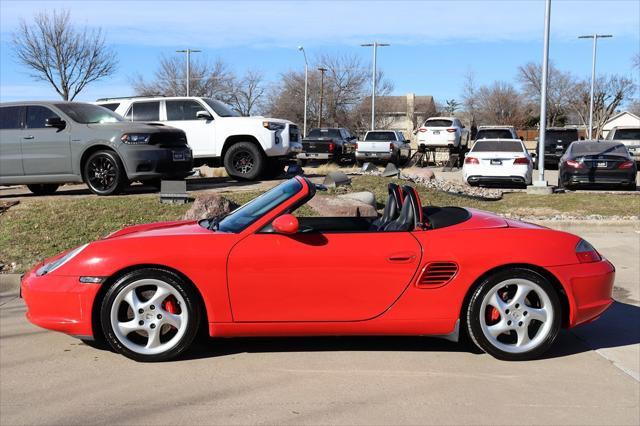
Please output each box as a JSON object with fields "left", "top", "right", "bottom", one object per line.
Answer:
{"left": 1, "top": 175, "right": 637, "bottom": 273}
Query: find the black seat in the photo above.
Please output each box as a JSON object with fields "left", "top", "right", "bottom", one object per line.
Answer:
{"left": 384, "top": 185, "right": 425, "bottom": 231}
{"left": 370, "top": 183, "right": 403, "bottom": 230}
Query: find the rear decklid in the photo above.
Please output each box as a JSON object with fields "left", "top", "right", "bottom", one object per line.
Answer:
{"left": 418, "top": 118, "right": 455, "bottom": 143}
{"left": 358, "top": 131, "right": 396, "bottom": 153}
{"left": 303, "top": 128, "right": 341, "bottom": 153}
{"left": 570, "top": 142, "right": 633, "bottom": 171}
{"left": 469, "top": 140, "right": 529, "bottom": 167}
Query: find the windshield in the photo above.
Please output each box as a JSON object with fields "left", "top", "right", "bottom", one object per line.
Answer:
{"left": 476, "top": 129, "right": 515, "bottom": 140}
{"left": 424, "top": 119, "right": 452, "bottom": 127}
{"left": 215, "top": 179, "right": 303, "bottom": 233}
{"left": 202, "top": 98, "right": 240, "bottom": 117}
{"left": 472, "top": 140, "right": 524, "bottom": 152}
{"left": 545, "top": 130, "right": 578, "bottom": 144}
{"left": 612, "top": 129, "right": 640, "bottom": 140}
{"left": 365, "top": 131, "right": 396, "bottom": 141}
{"left": 307, "top": 128, "right": 341, "bottom": 138}
{"left": 571, "top": 142, "right": 629, "bottom": 157}
{"left": 55, "top": 103, "right": 122, "bottom": 123}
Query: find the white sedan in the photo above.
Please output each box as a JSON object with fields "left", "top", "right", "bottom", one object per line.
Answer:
{"left": 463, "top": 139, "right": 533, "bottom": 186}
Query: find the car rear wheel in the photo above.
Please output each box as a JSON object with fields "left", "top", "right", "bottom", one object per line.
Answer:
{"left": 223, "top": 142, "right": 265, "bottom": 181}
{"left": 465, "top": 268, "right": 561, "bottom": 361}
{"left": 83, "top": 150, "right": 128, "bottom": 196}
{"left": 26, "top": 184, "right": 59, "bottom": 195}
{"left": 100, "top": 268, "right": 201, "bottom": 362}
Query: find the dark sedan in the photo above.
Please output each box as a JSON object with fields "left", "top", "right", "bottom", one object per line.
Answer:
{"left": 558, "top": 141, "right": 637, "bottom": 190}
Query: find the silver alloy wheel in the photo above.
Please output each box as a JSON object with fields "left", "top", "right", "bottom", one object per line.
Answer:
{"left": 109, "top": 279, "right": 188, "bottom": 356}
{"left": 479, "top": 278, "right": 554, "bottom": 354}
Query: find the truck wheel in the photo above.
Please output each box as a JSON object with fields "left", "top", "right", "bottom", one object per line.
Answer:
{"left": 83, "top": 150, "right": 128, "bottom": 196}
{"left": 26, "top": 184, "right": 59, "bottom": 196}
{"left": 224, "top": 142, "right": 265, "bottom": 181}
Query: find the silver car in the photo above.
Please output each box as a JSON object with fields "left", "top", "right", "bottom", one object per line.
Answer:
{"left": 0, "top": 101, "right": 193, "bottom": 195}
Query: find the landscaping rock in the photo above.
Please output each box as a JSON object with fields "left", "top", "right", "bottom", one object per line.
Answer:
{"left": 308, "top": 196, "right": 377, "bottom": 217}
{"left": 401, "top": 170, "right": 503, "bottom": 201}
{"left": 182, "top": 193, "right": 239, "bottom": 221}
{"left": 338, "top": 191, "right": 376, "bottom": 208}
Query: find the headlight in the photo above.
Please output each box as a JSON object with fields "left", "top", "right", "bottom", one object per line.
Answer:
{"left": 121, "top": 133, "right": 151, "bottom": 144}
{"left": 262, "top": 121, "right": 285, "bottom": 131}
{"left": 36, "top": 244, "right": 88, "bottom": 276}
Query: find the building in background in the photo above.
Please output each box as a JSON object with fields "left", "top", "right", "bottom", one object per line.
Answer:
{"left": 602, "top": 111, "right": 640, "bottom": 138}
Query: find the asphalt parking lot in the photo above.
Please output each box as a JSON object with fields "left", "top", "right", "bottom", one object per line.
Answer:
{"left": 1, "top": 223, "right": 638, "bottom": 425}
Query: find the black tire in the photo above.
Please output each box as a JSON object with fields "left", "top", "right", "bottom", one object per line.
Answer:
{"left": 465, "top": 268, "right": 562, "bottom": 361}
{"left": 624, "top": 183, "right": 637, "bottom": 191}
{"left": 100, "top": 268, "right": 201, "bottom": 362}
{"left": 26, "top": 183, "right": 59, "bottom": 195}
{"left": 556, "top": 174, "right": 564, "bottom": 189}
{"left": 83, "top": 150, "right": 128, "bottom": 196}
{"left": 223, "top": 142, "right": 265, "bottom": 180}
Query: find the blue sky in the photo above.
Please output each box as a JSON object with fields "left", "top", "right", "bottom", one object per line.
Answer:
{"left": 1, "top": 0, "right": 638, "bottom": 105}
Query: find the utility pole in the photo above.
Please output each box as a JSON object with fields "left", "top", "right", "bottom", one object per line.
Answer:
{"left": 361, "top": 42, "right": 390, "bottom": 130}
{"left": 317, "top": 67, "right": 327, "bottom": 128}
{"left": 534, "top": 0, "right": 552, "bottom": 188}
{"left": 297, "top": 46, "right": 309, "bottom": 137}
{"left": 578, "top": 34, "right": 613, "bottom": 139}
{"left": 176, "top": 48, "right": 201, "bottom": 96}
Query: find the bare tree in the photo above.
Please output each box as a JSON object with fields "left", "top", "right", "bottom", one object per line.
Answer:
{"left": 518, "top": 62, "right": 576, "bottom": 126}
{"left": 12, "top": 9, "right": 117, "bottom": 101}
{"left": 569, "top": 75, "right": 636, "bottom": 138}
{"left": 474, "top": 81, "right": 529, "bottom": 127}
{"left": 133, "top": 56, "right": 236, "bottom": 103}
{"left": 264, "top": 52, "right": 393, "bottom": 133}
{"left": 229, "top": 70, "right": 266, "bottom": 116}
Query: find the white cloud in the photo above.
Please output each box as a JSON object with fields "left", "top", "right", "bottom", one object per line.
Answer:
{"left": 1, "top": 0, "right": 638, "bottom": 48}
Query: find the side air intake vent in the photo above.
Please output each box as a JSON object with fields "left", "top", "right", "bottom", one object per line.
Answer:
{"left": 418, "top": 262, "right": 458, "bottom": 287}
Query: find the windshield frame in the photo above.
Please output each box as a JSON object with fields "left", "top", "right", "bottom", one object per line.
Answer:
{"left": 207, "top": 178, "right": 307, "bottom": 233}
{"left": 54, "top": 103, "right": 123, "bottom": 124}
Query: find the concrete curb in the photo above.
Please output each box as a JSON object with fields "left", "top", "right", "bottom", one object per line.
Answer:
{"left": 0, "top": 274, "right": 21, "bottom": 296}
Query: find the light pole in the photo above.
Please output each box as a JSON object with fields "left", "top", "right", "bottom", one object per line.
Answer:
{"left": 578, "top": 34, "right": 613, "bottom": 139}
{"left": 317, "top": 67, "right": 327, "bottom": 127}
{"left": 361, "top": 42, "right": 390, "bottom": 130}
{"left": 535, "top": 0, "right": 552, "bottom": 187}
{"left": 297, "top": 46, "right": 309, "bottom": 137}
{"left": 176, "top": 48, "right": 201, "bottom": 96}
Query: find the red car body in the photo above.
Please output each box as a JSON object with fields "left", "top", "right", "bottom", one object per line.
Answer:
{"left": 22, "top": 176, "right": 614, "bottom": 344}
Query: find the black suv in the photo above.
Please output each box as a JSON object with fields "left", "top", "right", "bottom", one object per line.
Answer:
{"left": 536, "top": 128, "right": 580, "bottom": 168}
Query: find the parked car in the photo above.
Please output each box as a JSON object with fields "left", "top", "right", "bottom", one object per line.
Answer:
{"left": 355, "top": 130, "right": 411, "bottom": 165}
{"left": 463, "top": 139, "right": 533, "bottom": 187}
{"left": 535, "top": 127, "right": 579, "bottom": 169}
{"left": 558, "top": 140, "right": 637, "bottom": 190}
{"left": 96, "top": 96, "right": 302, "bottom": 180}
{"left": 0, "top": 101, "right": 193, "bottom": 196}
{"left": 22, "top": 177, "right": 614, "bottom": 362}
{"left": 605, "top": 126, "right": 640, "bottom": 163}
{"left": 473, "top": 126, "right": 518, "bottom": 145}
{"left": 416, "top": 117, "right": 469, "bottom": 153}
{"left": 298, "top": 127, "right": 356, "bottom": 164}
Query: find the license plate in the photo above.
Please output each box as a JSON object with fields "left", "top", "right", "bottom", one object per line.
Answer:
{"left": 597, "top": 161, "right": 607, "bottom": 168}
{"left": 490, "top": 159, "right": 502, "bottom": 165}
{"left": 310, "top": 153, "right": 318, "bottom": 157}
{"left": 172, "top": 151, "right": 187, "bottom": 161}
{"left": 369, "top": 153, "right": 379, "bottom": 157}
{"left": 556, "top": 145, "right": 563, "bottom": 150}
{"left": 432, "top": 130, "right": 440, "bottom": 135}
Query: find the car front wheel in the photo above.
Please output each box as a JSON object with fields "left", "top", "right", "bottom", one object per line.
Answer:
{"left": 83, "top": 150, "right": 128, "bottom": 196}
{"left": 223, "top": 142, "right": 265, "bottom": 180}
{"left": 100, "top": 268, "right": 201, "bottom": 362}
{"left": 465, "top": 268, "right": 561, "bottom": 361}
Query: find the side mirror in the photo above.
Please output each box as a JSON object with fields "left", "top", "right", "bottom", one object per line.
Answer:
{"left": 196, "top": 110, "right": 213, "bottom": 120}
{"left": 45, "top": 117, "right": 66, "bottom": 130}
{"left": 272, "top": 214, "right": 299, "bottom": 235}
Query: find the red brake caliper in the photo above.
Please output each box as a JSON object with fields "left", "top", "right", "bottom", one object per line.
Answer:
{"left": 488, "top": 306, "right": 500, "bottom": 322}
{"left": 163, "top": 297, "right": 178, "bottom": 315}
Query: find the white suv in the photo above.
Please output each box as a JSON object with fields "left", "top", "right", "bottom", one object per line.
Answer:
{"left": 97, "top": 96, "right": 302, "bottom": 180}
{"left": 416, "top": 117, "right": 469, "bottom": 152}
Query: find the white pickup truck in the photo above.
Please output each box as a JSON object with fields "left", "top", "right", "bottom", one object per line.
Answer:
{"left": 355, "top": 130, "right": 412, "bottom": 165}
{"left": 97, "top": 96, "right": 302, "bottom": 180}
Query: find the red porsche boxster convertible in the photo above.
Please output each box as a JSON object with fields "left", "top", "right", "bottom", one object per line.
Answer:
{"left": 21, "top": 176, "right": 614, "bottom": 361}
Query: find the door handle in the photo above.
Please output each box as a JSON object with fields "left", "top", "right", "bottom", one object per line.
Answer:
{"left": 23, "top": 135, "right": 34, "bottom": 140}
{"left": 387, "top": 253, "right": 417, "bottom": 263}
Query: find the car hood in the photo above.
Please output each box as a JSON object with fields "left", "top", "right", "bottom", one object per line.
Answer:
{"left": 85, "top": 122, "right": 183, "bottom": 134}
{"left": 104, "top": 220, "right": 216, "bottom": 240}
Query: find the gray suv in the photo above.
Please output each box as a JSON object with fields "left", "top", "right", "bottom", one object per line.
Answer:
{"left": 0, "top": 102, "right": 193, "bottom": 195}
